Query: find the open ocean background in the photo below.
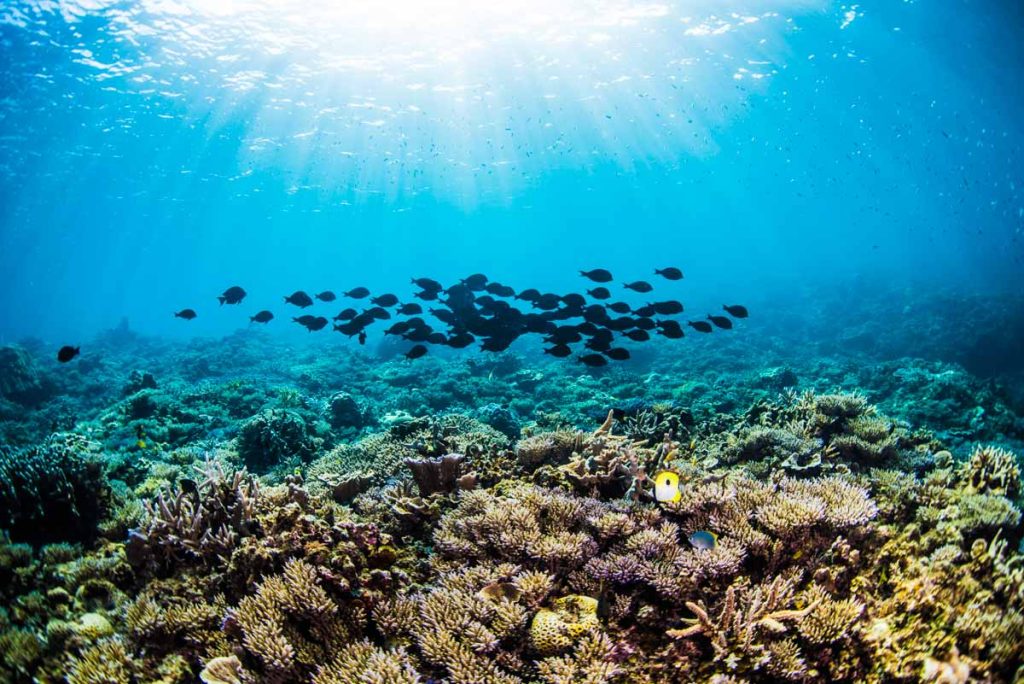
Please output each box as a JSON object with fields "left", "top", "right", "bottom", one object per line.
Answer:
{"left": 1, "top": 0, "right": 1021, "bottom": 353}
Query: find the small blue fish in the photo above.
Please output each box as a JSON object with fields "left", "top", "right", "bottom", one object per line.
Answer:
{"left": 688, "top": 530, "right": 718, "bottom": 550}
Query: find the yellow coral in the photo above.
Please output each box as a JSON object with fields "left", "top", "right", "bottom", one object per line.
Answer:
{"left": 529, "top": 595, "right": 601, "bottom": 656}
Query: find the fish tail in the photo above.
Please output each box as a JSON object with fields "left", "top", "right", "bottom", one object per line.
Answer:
{"left": 218, "top": 296, "right": 225, "bottom": 305}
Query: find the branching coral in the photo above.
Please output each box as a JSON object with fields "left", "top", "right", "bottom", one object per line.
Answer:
{"left": 128, "top": 457, "right": 259, "bottom": 571}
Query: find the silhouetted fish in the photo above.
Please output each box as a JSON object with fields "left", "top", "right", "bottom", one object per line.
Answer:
{"left": 174, "top": 309, "right": 197, "bottom": 320}
{"left": 446, "top": 332, "right": 475, "bottom": 348}
{"left": 655, "top": 267, "right": 684, "bottom": 280}
{"left": 405, "top": 344, "right": 428, "bottom": 359}
{"left": 624, "top": 281, "right": 653, "bottom": 293}
{"left": 371, "top": 293, "right": 399, "bottom": 307}
{"left": 294, "top": 315, "right": 328, "bottom": 331}
{"left": 587, "top": 287, "right": 611, "bottom": 300}
{"left": 462, "top": 274, "right": 488, "bottom": 291}
{"left": 385, "top": 322, "right": 412, "bottom": 336}
{"left": 579, "top": 353, "right": 608, "bottom": 367}
{"left": 544, "top": 344, "right": 573, "bottom": 358}
{"left": 411, "top": 277, "right": 443, "bottom": 292}
{"left": 607, "top": 302, "right": 632, "bottom": 314}
{"left": 218, "top": 286, "right": 246, "bottom": 305}
{"left": 427, "top": 332, "right": 448, "bottom": 345}
{"left": 516, "top": 288, "right": 541, "bottom": 302}
{"left": 534, "top": 294, "right": 562, "bottom": 310}
{"left": 397, "top": 303, "right": 423, "bottom": 315}
{"left": 414, "top": 289, "right": 439, "bottom": 301}
{"left": 485, "top": 282, "right": 516, "bottom": 297}
{"left": 707, "top": 314, "right": 733, "bottom": 329}
{"left": 583, "top": 305, "right": 610, "bottom": 324}
{"left": 561, "top": 293, "right": 586, "bottom": 308}
{"left": 250, "top": 310, "right": 274, "bottom": 323}
{"left": 632, "top": 304, "right": 656, "bottom": 318}
{"left": 366, "top": 306, "right": 391, "bottom": 320}
{"left": 344, "top": 287, "right": 370, "bottom": 299}
{"left": 57, "top": 345, "right": 80, "bottom": 363}
{"left": 285, "top": 291, "right": 314, "bottom": 308}
{"left": 580, "top": 269, "right": 613, "bottom": 283}
{"left": 688, "top": 321, "right": 713, "bottom": 333}
{"left": 333, "top": 308, "right": 357, "bottom": 321}
{"left": 604, "top": 347, "right": 631, "bottom": 361}
{"left": 315, "top": 291, "right": 336, "bottom": 302}
{"left": 623, "top": 329, "right": 650, "bottom": 342}
{"left": 657, "top": 320, "right": 684, "bottom": 338}
{"left": 650, "top": 300, "right": 684, "bottom": 315}
{"left": 723, "top": 304, "right": 749, "bottom": 318}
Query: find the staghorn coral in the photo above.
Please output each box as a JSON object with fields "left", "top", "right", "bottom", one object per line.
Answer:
{"left": 233, "top": 558, "right": 364, "bottom": 682}
{"left": 961, "top": 444, "right": 1021, "bottom": 498}
{"left": 312, "top": 640, "right": 421, "bottom": 683}
{"left": 128, "top": 457, "right": 259, "bottom": 572}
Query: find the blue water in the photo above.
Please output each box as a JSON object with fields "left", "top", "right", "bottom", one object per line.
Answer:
{"left": 0, "top": 0, "right": 1022, "bottom": 344}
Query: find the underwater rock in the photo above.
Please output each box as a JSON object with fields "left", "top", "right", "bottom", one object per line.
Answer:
{"left": 474, "top": 402, "right": 521, "bottom": 438}
{"left": 236, "top": 408, "right": 318, "bottom": 473}
{"left": 327, "top": 390, "right": 367, "bottom": 431}
{"left": 0, "top": 434, "right": 109, "bottom": 546}
{"left": 122, "top": 370, "right": 157, "bottom": 397}
{"left": 756, "top": 366, "right": 799, "bottom": 390}
{"left": 0, "top": 346, "right": 50, "bottom": 406}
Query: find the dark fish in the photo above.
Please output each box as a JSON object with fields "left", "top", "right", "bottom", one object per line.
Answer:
{"left": 306, "top": 316, "right": 328, "bottom": 332}
{"left": 405, "top": 344, "right": 428, "bottom": 359}
{"left": 57, "top": 345, "right": 80, "bottom": 363}
{"left": 334, "top": 322, "right": 364, "bottom": 336}
{"left": 624, "top": 281, "right": 653, "bottom": 293}
{"left": 366, "top": 307, "right": 391, "bottom": 320}
{"left": 632, "top": 304, "right": 656, "bottom": 318}
{"left": 623, "top": 329, "right": 650, "bottom": 342}
{"left": 250, "top": 310, "right": 274, "bottom": 323}
{"left": 578, "top": 353, "right": 608, "bottom": 367}
{"left": 688, "top": 321, "right": 713, "bottom": 333}
{"left": 607, "top": 302, "right": 632, "bottom": 314}
{"left": 333, "top": 308, "right": 357, "bottom": 321}
{"left": 481, "top": 337, "right": 513, "bottom": 352}
{"left": 533, "top": 294, "right": 562, "bottom": 311}
{"left": 657, "top": 320, "right": 684, "bottom": 339}
{"left": 427, "top": 332, "right": 448, "bottom": 345}
{"left": 604, "top": 347, "right": 631, "bottom": 361}
{"left": 431, "top": 309, "right": 459, "bottom": 325}
{"left": 358, "top": 330, "right": 367, "bottom": 345}
{"left": 293, "top": 314, "right": 318, "bottom": 327}
{"left": 397, "top": 303, "right": 423, "bottom": 315}
{"left": 544, "top": 344, "right": 573, "bottom": 358}
{"left": 634, "top": 317, "right": 656, "bottom": 330}
{"left": 587, "top": 287, "right": 611, "bottom": 300}
{"left": 555, "top": 293, "right": 582, "bottom": 308}
{"left": 707, "top": 314, "right": 733, "bottom": 329}
{"left": 516, "top": 288, "right": 542, "bottom": 302}
{"left": 218, "top": 286, "right": 246, "bottom": 305}
{"left": 723, "top": 304, "right": 749, "bottom": 318}
{"left": 650, "top": 300, "right": 684, "bottom": 315}
{"left": 583, "top": 305, "right": 610, "bottom": 324}
{"left": 414, "top": 289, "right": 439, "bottom": 301}
{"left": 284, "top": 291, "right": 314, "bottom": 308}
{"left": 461, "top": 273, "right": 489, "bottom": 291}
{"left": 485, "top": 282, "right": 516, "bottom": 297}
{"left": 315, "top": 291, "right": 336, "bottom": 302}
{"left": 655, "top": 267, "right": 684, "bottom": 280}
{"left": 411, "top": 277, "right": 443, "bottom": 292}
{"left": 446, "top": 332, "right": 475, "bottom": 348}
{"left": 174, "top": 309, "right": 197, "bottom": 320}
{"left": 371, "top": 293, "right": 399, "bottom": 307}
{"left": 344, "top": 287, "right": 371, "bottom": 299}
{"left": 580, "top": 269, "right": 613, "bottom": 283}
{"left": 385, "top": 322, "right": 412, "bottom": 336}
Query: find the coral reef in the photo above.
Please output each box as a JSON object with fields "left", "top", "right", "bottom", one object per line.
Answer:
{"left": 0, "top": 326, "right": 1023, "bottom": 683}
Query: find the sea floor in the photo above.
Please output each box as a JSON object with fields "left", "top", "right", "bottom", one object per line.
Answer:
{"left": 1, "top": 304, "right": 1023, "bottom": 682}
